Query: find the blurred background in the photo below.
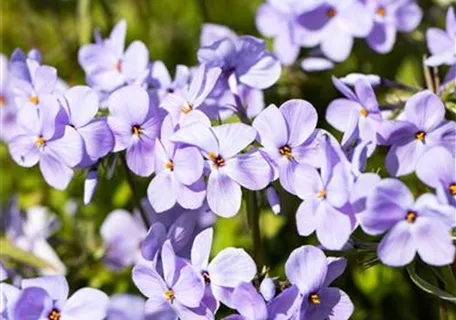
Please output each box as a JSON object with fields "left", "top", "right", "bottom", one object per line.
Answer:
{"left": 1, "top": 0, "right": 455, "bottom": 319}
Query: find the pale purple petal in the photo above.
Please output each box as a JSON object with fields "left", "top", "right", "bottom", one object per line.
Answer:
{"left": 326, "top": 99, "right": 359, "bottom": 133}
{"left": 395, "top": 2, "right": 422, "bottom": 32}
{"left": 141, "top": 223, "right": 167, "bottom": 260}
{"left": 171, "top": 122, "right": 219, "bottom": 155}
{"left": 207, "top": 170, "right": 242, "bottom": 217}
{"left": 296, "top": 199, "right": 319, "bottom": 236}
{"left": 323, "top": 257, "right": 347, "bottom": 287}
{"left": 78, "top": 118, "right": 114, "bottom": 163}
{"left": 22, "top": 275, "right": 69, "bottom": 303}
{"left": 8, "top": 134, "right": 40, "bottom": 167}
{"left": 64, "top": 85, "right": 98, "bottom": 128}
{"left": 316, "top": 202, "right": 353, "bottom": 250}
{"left": 212, "top": 123, "right": 256, "bottom": 158}
{"left": 377, "top": 221, "right": 416, "bottom": 267}
{"left": 367, "top": 22, "right": 397, "bottom": 54}
{"left": 132, "top": 265, "right": 167, "bottom": 299}
{"left": 320, "top": 31, "right": 353, "bottom": 62}
{"left": 252, "top": 104, "right": 288, "bottom": 150}
{"left": 126, "top": 136, "right": 155, "bottom": 177}
{"left": 173, "top": 146, "right": 204, "bottom": 185}
{"left": 231, "top": 282, "right": 267, "bottom": 320}
{"left": 281, "top": 99, "right": 318, "bottom": 147}
{"left": 39, "top": 153, "right": 74, "bottom": 190}
{"left": 386, "top": 140, "right": 427, "bottom": 176}
{"left": 260, "top": 277, "right": 276, "bottom": 302}
{"left": 173, "top": 265, "right": 205, "bottom": 308}
{"left": 176, "top": 178, "right": 206, "bottom": 210}
{"left": 301, "top": 57, "right": 335, "bottom": 72}
{"left": 416, "top": 146, "right": 455, "bottom": 189}
{"left": 122, "top": 41, "right": 149, "bottom": 81}
{"left": 62, "top": 288, "right": 109, "bottom": 319}
{"left": 108, "top": 85, "right": 150, "bottom": 125}
{"left": 161, "top": 240, "right": 177, "bottom": 288}
{"left": 191, "top": 228, "right": 213, "bottom": 272}
{"left": 404, "top": 90, "right": 445, "bottom": 132}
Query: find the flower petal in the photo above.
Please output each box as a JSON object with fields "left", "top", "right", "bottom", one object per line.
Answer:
{"left": 62, "top": 288, "right": 109, "bottom": 320}
{"left": 378, "top": 221, "right": 416, "bottom": 267}
{"left": 280, "top": 99, "right": 318, "bottom": 147}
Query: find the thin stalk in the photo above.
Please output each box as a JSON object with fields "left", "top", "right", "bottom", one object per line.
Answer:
{"left": 423, "top": 56, "right": 435, "bottom": 93}
{"left": 246, "top": 190, "right": 263, "bottom": 266}
{"left": 120, "top": 156, "right": 150, "bottom": 229}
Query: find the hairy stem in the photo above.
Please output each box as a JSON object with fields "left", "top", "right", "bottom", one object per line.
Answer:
{"left": 246, "top": 190, "right": 263, "bottom": 266}
{"left": 120, "top": 156, "right": 151, "bottom": 229}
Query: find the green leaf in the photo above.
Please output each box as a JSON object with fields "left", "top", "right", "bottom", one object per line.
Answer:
{"left": 0, "top": 238, "right": 56, "bottom": 271}
{"left": 406, "top": 262, "right": 456, "bottom": 305}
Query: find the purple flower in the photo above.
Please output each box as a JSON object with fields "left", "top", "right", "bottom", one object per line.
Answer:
{"left": 1, "top": 282, "right": 20, "bottom": 319}
{"left": 190, "top": 228, "right": 257, "bottom": 311}
{"left": 79, "top": 19, "right": 149, "bottom": 93}
{"left": 19, "top": 275, "right": 109, "bottom": 319}
{"left": 200, "top": 23, "right": 237, "bottom": 47}
{"left": 148, "top": 61, "right": 190, "bottom": 103}
{"left": 378, "top": 90, "right": 456, "bottom": 176}
{"left": 171, "top": 122, "right": 273, "bottom": 217}
{"left": 60, "top": 85, "right": 114, "bottom": 167}
{"left": 8, "top": 96, "right": 83, "bottom": 189}
{"left": 360, "top": 178, "right": 456, "bottom": 266}
{"left": 284, "top": 245, "right": 353, "bottom": 319}
{"left": 107, "top": 85, "right": 161, "bottom": 177}
{"left": 197, "top": 36, "right": 281, "bottom": 90}
{"left": 100, "top": 209, "right": 147, "bottom": 270}
{"left": 301, "top": 56, "right": 335, "bottom": 71}
{"left": 132, "top": 241, "right": 212, "bottom": 319}
{"left": 0, "top": 54, "right": 18, "bottom": 142}
{"left": 327, "top": 77, "right": 382, "bottom": 153}
{"left": 265, "top": 186, "right": 281, "bottom": 215}
{"left": 416, "top": 146, "right": 456, "bottom": 207}
{"left": 364, "top": 0, "right": 422, "bottom": 53}
{"left": 426, "top": 7, "right": 456, "bottom": 66}
{"left": 108, "top": 294, "right": 153, "bottom": 320}
{"left": 160, "top": 64, "right": 221, "bottom": 126}
{"left": 223, "top": 282, "right": 267, "bottom": 320}
{"left": 297, "top": 0, "right": 373, "bottom": 62}
{"left": 252, "top": 100, "right": 318, "bottom": 194}
{"left": 350, "top": 172, "right": 381, "bottom": 220}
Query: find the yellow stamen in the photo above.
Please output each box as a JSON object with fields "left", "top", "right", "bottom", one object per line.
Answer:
{"left": 165, "top": 160, "right": 174, "bottom": 171}
{"left": 165, "top": 289, "right": 175, "bottom": 301}
{"left": 132, "top": 125, "right": 142, "bottom": 137}
{"left": 327, "top": 8, "right": 336, "bottom": 18}
{"left": 29, "top": 95, "right": 39, "bottom": 105}
{"left": 360, "top": 108, "right": 368, "bottom": 117}
{"left": 310, "top": 294, "right": 321, "bottom": 304}
{"left": 406, "top": 211, "right": 417, "bottom": 223}
{"left": 35, "top": 136, "right": 46, "bottom": 147}
{"left": 48, "top": 309, "right": 61, "bottom": 320}
{"left": 449, "top": 183, "right": 456, "bottom": 196}
{"left": 182, "top": 102, "right": 193, "bottom": 114}
{"left": 208, "top": 152, "right": 225, "bottom": 168}
{"left": 376, "top": 6, "right": 386, "bottom": 17}
{"left": 415, "top": 131, "right": 425, "bottom": 142}
{"left": 279, "top": 145, "right": 294, "bottom": 160}
{"left": 0, "top": 95, "right": 6, "bottom": 106}
{"left": 317, "top": 189, "right": 327, "bottom": 199}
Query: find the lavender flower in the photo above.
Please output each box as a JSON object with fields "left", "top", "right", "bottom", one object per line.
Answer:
{"left": 171, "top": 122, "right": 273, "bottom": 217}
{"left": 17, "top": 275, "right": 109, "bottom": 319}
{"left": 200, "top": 23, "right": 237, "bottom": 47}
{"left": 78, "top": 19, "right": 149, "bottom": 93}
{"left": 252, "top": 100, "right": 318, "bottom": 194}
{"left": 297, "top": 0, "right": 373, "bottom": 62}
{"left": 108, "top": 294, "right": 153, "bottom": 320}
{"left": 378, "top": 90, "right": 456, "bottom": 176}
{"left": 364, "top": 0, "right": 422, "bottom": 53}
{"left": 8, "top": 96, "right": 83, "bottom": 189}
{"left": 416, "top": 146, "right": 456, "bottom": 206}
{"left": 148, "top": 61, "right": 190, "bottom": 103}
{"left": 107, "top": 85, "right": 161, "bottom": 177}
{"left": 190, "top": 228, "right": 257, "bottom": 311}
{"left": 132, "top": 240, "right": 211, "bottom": 319}
{"left": 197, "top": 36, "right": 281, "bottom": 90}
{"left": 426, "top": 7, "right": 456, "bottom": 67}
{"left": 360, "top": 178, "right": 456, "bottom": 266}
{"left": 223, "top": 282, "right": 267, "bottom": 320}
{"left": 0, "top": 54, "right": 18, "bottom": 143}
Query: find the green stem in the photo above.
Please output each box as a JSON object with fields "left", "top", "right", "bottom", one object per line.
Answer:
{"left": 77, "top": 0, "right": 91, "bottom": 45}
{"left": 246, "top": 190, "right": 263, "bottom": 266}
{"left": 120, "top": 156, "right": 150, "bottom": 229}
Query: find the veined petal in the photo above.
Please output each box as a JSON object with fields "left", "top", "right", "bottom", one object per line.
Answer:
{"left": 191, "top": 228, "right": 213, "bottom": 272}
{"left": 207, "top": 170, "right": 242, "bottom": 217}
{"left": 252, "top": 104, "right": 288, "bottom": 150}
{"left": 378, "top": 221, "right": 416, "bottom": 267}
{"left": 64, "top": 86, "right": 98, "bottom": 128}
{"left": 281, "top": 99, "right": 318, "bottom": 147}
{"left": 212, "top": 123, "right": 256, "bottom": 158}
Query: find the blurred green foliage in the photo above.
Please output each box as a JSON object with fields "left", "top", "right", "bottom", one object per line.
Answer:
{"left": 1, "top": 0, "right": 455, "bottom": 319}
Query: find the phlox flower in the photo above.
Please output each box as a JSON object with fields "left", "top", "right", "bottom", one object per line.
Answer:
{"left": 426, "top": 7, "right": 456, "bottom": 67}
{"left": 0, "top": 54, "right": 18, "bottom": 142}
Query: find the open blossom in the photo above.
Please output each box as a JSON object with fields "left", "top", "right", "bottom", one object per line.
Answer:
{"left": 378, "top": 90, "right": 456, "bottom": 176}
{"left": 252, "top": 100, "right": 318, "bottom": 195}
{"left": 198, "top": 35, "right": 281, "bottom": 90}
{"left": 160, "top": 64, "right": 221, "bottom": 126}
{"left": 15, "top": 275, "right": 108, "bottom": 319}
{"left": 327, "top": 77, "right": 381, "bottom": 153}
{"left": 108, "top": 294, "right": 154, "bottom": 320}
{"left": 416, "top": 147, "right": 456, "bottom": 207}
{"left": 223, "top": 282, "right": 267, "bottom": 320}
{"left": 60, "top": 85, "right": 114, "bottom": 167}
{"left": 171, "top": 122, "right": 273, "bottom": 217}
{"left": 132, "top": 240, "right": 211, "bottom": 320}
{"left": 360, "top": 178, "right": 456, "bottom": 266}
{"left": 297, "top": 0, "right": 373, "bottom": 62}
{"left": 364, "top": 0, "right": 422, "bottom": 53}
{"left": 107, "top": 85, "right": 161, "bottom": 177}
{"left": 0, "top": 54, "right": 18, "bottom": 142}
{"left": 190, "top": 228, "right": 257, "bottom": 311}
{"left": 8, "top": 96, "right": 83, "bottom": 189}
{"left": 148, "top": 61, "right": 190, "bottom": 104}
{"left": 79, "top": 19, "right": 149, "bottom": 93}
{"left": 426, "top": 7, "right": 456, "bottom": 67}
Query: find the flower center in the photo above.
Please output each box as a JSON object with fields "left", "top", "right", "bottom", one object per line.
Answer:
{"left": 48, "top": 309, "right": 61, "bottom": 320}
{"left": 279, "top": 145, "right": 294, "bottom": 160}
{"left": 316, "top": 189, "right": 327, "bottom": 199}
{"left": 29, "top": 95, "right": 39, "bottom": 105}
{"left": 35, "top": 136, "right": 46, "bottom": 148}
{"left": 208, "top": 152, "right": 225, "bottom": 168}
{"left": 115, "top": 60, "right": 122, "bottom": 72}
{"left": 182, "top": 102, "right": 193, "bottom": 114}
{"left": 360, "top": 108, "right": 368, "bottom": 117}
{"left": 406, "top": 211, "right": 417, "bottom": 223}
{"left": 376, "top": 6, "right": 386, "bottom": 17}
{"left": 165, "top": 160, "right": 174, "bottom": 171}
{"left": 202, "top": 271, "right": 211, "bottom": 284}
{"left": 415, "top": 131, "right": 425, "bottom": 142}
{"left": 165, "top": 289, "right": 175, "bottom": 301}
{"left": 326, "top": 7, "right": 336, "bottom": 18}
{"left": 309, "top": 293, "right": 321, "bottom": 304}
{"left": 0, "top": 95, "right": 6, "bottom": 106}
{"left": 132, "top": 125, "right": 143, "bottom": 137}
{"left": 449, "top": 183, "right": 456, "bottom": 196}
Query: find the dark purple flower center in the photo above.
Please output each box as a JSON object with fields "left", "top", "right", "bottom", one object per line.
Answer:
{"left": 326, "top": 7, "right": 336, "bottom": 18}
{"left": 208, "top": 152, "right": 226, "bottom": 168}
{"left": 415, "top": 131, "right": 425, "bottom": 142}
{"left": 0, "top": 95, "right": 6, "bottom": 106}
{"left": 376, "top": 6, "right": 386, "bottom": 17}
{"left": 132, "top": 125, "right": 143, "bottom": 137}
{"left": 406, "top": 211, "right": 417, "bottom": 223}
{"left": 165, "top": 288, "right": 175, "bottom": 301}
{"left": 279, "top": 145, "right": 294, "bottom": 160}
{"left": 449, "top": 183, "right": 456, "bottom": 196}
{"left": 48, "top": 309, "right": 61, "bottom": 320}
{"left": 166, "top": 88, "right": 175, "bottom": 93}
{"left": 202, "top": 271, "right": 211, "bottom": 283}
{"left": 309, "top": 293, "right": 321, "bottom": 304}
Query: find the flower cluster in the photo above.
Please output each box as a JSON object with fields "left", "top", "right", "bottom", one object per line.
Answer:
{"left": 256, "top": 0, "right": 423, "bottom": 70}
